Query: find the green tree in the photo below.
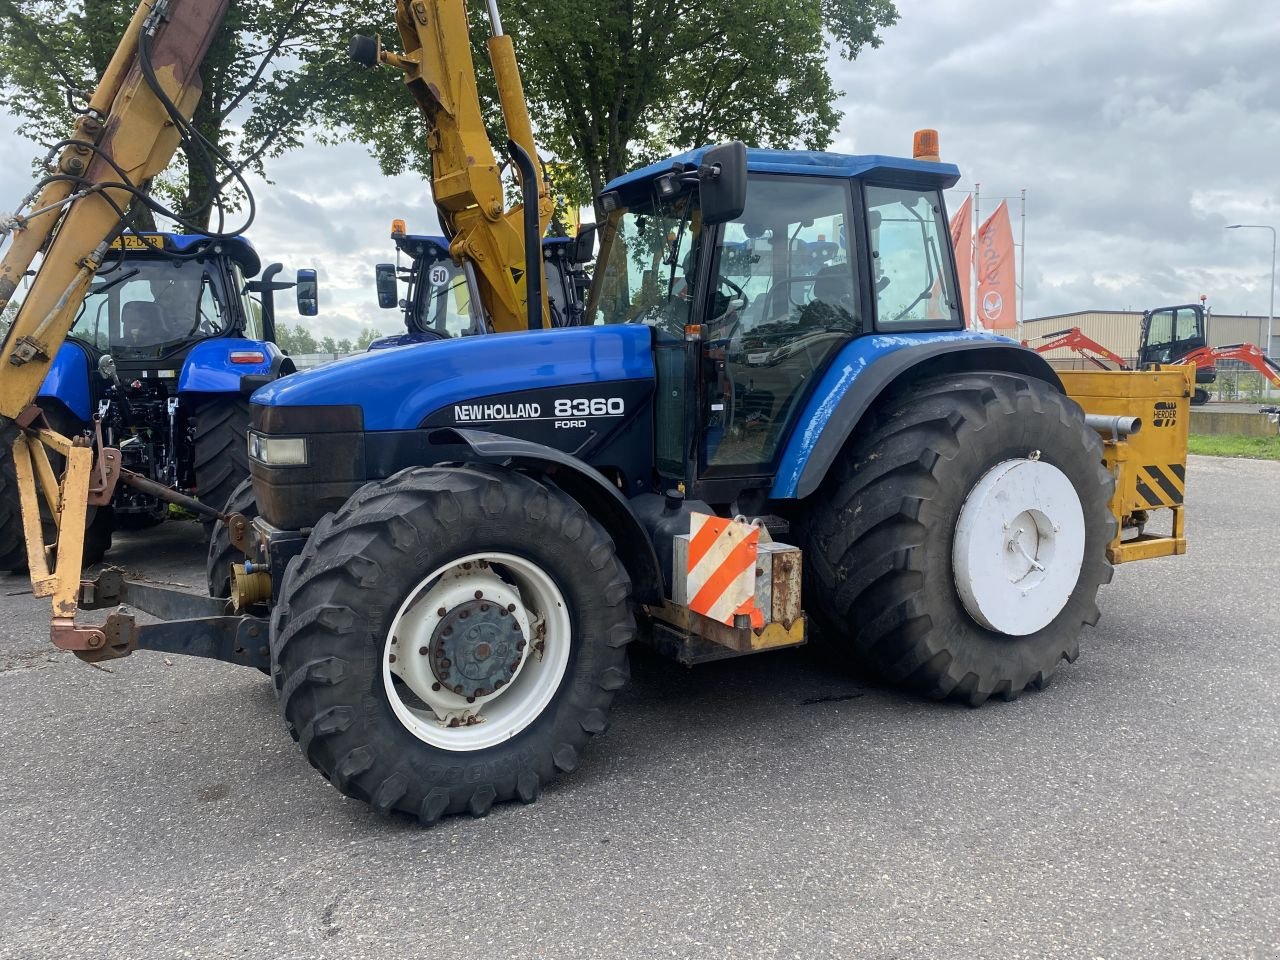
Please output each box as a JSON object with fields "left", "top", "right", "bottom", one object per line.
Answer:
{"left": 354, "top": 326, "right": 384, "bottom": 350}
{"left": 336, "top": 337, "right": 354, "bottom": 354}
{"left": 288, "top": 322, "right": 317, "bottom": 354}
{"left": 319, "top": 335, "right": 338, "bottom": 354}
{"left": 0, "top": 0, "right": 367, "bottom": 231}
{"left": 324, "top": 0, "right": 898, "bottom": 211}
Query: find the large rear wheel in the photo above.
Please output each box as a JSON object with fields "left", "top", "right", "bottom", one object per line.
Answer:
{"left": 801, "top": 371, "right": 1114, "bottom": 705}
{"left": 271, "top": 464, "right": 635, "bottom": 822}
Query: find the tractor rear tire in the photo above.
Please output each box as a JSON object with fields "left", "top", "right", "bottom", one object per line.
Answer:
{"left": 271, "top": 464, "right": 635, "bottom": 822}
{"left": 206, "top": 477, "right": 258, "bottom": 598}
{"left": 191, "top": 397, "right": 252, "bottom": 531}
{"left": 0, "top": 427, "right": 27, "bottom": 570}
{"left": 0, "top": 409, "right": 112, "bottom": 572}
{"left": 801, "top": 371, "right": 1115, "bottom": 705}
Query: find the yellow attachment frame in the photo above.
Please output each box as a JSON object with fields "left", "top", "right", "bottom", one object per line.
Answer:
{"left": 0, "top": 0, "right": 231, "bottom": 653}
{"left": 1059, "top": 367, "right": 1194, "bottom": 564}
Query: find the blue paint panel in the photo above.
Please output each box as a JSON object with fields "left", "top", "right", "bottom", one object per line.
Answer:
{"left": 770, "top": 330, "right": 1015, "bottom": 499}
{"left": 606, "top": 147, "right": 961, "bottom": 195}
{"left": 178, "top": 338, "right": 283, "bottom": 393}
{"left": 252, "top": 325, "right": 655, "bottom": 431}
{"left": 37, "top": 342, "right": 92, "bottom": 422}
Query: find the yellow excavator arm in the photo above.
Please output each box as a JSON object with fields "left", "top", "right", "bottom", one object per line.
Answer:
{"left": 354, "top": 0, "right": 553, "bottom": 332}
{"left": 0, "top": 0, "right": 553, "bottom": 648}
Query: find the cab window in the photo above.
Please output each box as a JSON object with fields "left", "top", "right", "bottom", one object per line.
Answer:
{"left": 865, "top": 184, "right": 961, "bottom": 329}
{"left": 702, "top": 175, "right": 859, "bottom": 473}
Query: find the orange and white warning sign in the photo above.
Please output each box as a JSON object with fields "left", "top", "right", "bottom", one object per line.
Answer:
{"left": 686, "top": 513, "right": 764, "bottom": 628}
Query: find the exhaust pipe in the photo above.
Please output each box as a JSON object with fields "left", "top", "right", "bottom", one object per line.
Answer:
{"left": 1085, "top": 414, "right": 1142, "bottom": 439}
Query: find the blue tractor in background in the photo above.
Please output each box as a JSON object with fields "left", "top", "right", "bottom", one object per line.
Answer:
{"left": 176, "top": 139, "right": 1125, "bottom": 821}
{"left": 370, "top": 222, "right": 593, "bottom": 345}
{"left": 0, "top": 232, "right": 317, "bottom": 570}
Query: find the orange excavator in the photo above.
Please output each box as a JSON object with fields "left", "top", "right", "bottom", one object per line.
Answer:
{"left": 1029, "top": 303, "right": 1280, "bottom": 405}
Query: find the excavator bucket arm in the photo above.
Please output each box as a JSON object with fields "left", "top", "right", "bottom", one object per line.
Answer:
{"left": 0, "top": 0, "right": 230, "bottom": 648}
{"left": 357, "top": 0, "right": 553, "bottom": 333}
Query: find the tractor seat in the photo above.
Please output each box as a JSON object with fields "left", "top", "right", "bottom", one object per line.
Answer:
{"left": 120, "top": 300, "right": 164, "bottom": 345}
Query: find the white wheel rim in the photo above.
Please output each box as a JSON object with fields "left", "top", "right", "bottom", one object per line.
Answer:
{"left": 382, "top": 552, "right": 571, "bottom": 751}
{"left": 952, "top": 458, "right": 1086, "bottom": 636}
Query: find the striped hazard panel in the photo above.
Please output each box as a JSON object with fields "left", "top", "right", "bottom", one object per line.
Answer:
{"left": 685, "top": 514, "right": 765, "bottom": 628}
{"left": 1135, "top": 463, "right": 1185, "bottom": 508}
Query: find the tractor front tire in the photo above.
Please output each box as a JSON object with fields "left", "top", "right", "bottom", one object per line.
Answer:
{"left": 0, "top": 427, "right": 27, "bottom": 570}
{"left": 206, "top": 477, "right": 258, "bottom": 598}
{"left": 271, "top": 464, "right": 635, "bottom": 823}
{"left": 191, "top": 397, "right": 252, "bottom": 530}
{"left": 802, "top": 371, "right": 1115, "bottom": 705}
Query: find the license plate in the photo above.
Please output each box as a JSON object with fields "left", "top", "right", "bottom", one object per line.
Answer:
{"left": 110, "top": 235, "right": 152, "bottom": 251}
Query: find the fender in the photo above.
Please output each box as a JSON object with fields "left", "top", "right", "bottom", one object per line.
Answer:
{"left": 771, "top": 331, "right": 1063, "bottom": 500}
{"left": 431, "top": 427, "right": 664, "bottom": 604}
{"left": 37, "top": 341, "right": 93, "bottom": 422}
{"left": 177, "top": 339, "right": 293, "bottom": 395}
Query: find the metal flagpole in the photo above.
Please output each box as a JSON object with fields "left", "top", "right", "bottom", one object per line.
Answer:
{"left": 1018, "top": 188, "right": 1026, "bottom": 340}
{"left": 973, "top": 183, "right": 981, "bottom": 330}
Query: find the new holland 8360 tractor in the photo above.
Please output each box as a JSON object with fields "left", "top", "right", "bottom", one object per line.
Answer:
{"left": 0, "top": 0, "right": 1189, "bottom": 824}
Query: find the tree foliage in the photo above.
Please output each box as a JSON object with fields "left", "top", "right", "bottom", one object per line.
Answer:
{"left": 0, "top": 0, "right": 368, "bottom": 231}
{"left": 324, "top": 0, "right": 898, "bottom": 211}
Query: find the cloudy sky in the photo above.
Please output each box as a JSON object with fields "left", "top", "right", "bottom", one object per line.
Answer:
{"left": 2, "top": 0, "right": 1277, "bottom": 340}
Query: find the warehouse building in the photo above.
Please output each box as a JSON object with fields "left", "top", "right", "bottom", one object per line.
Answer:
{"left": 1021, "top": 309, "right": 1278, "bottom": 365}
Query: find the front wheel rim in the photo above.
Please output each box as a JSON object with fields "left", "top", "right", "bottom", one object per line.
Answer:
{"left": 382, "top": 552, "right": 571, "bottom": 751}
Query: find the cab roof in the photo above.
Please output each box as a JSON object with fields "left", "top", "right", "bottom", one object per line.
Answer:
{"left": 120, "top": 231, "right": 262, "bottom": 277}
{"left": 603, "top": 146, "right": 961, "bottom": 197}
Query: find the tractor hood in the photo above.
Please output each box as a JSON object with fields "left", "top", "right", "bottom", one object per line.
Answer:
{"left": 251, "top": 325, "right": 655, "bottom": 431}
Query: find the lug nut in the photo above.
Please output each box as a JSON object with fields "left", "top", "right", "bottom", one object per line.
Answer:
{"left": 431, "top": 682, "right": 441, "bottom": 691}
{"left": 507, "top": 603, "right": 516, "bottom": 612}
{"left": 495, "top": 679, "right": 506, "bottom": 689}
{"left": 479, "top": 602, "right": 489, "bottom": 612}
{"left": 452, "top": 685, "right": 464, "bottom": 695}
{"left": 391, "top": 635, "right": 398, "bottom": 645}
{"left": 419, "top": 646, "right": 428, "bottom": 655}
{"left": 437, "top": 607, "right": 446, "bottom": 617}
{"left": 388, "top": 654, "right": 397, "bottom": 664}
{"left": 460, "top": 610, "right": 469, "bottom": 619}
{"left": 516, "top": 639, "right": 526, "bottom": 650}
{"left": 466, "top": 696, "right": 476, "bottom": 704}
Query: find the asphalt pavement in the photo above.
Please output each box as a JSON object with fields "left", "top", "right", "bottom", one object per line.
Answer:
{"left": 0, "top": 455, "right": 1276, "bottom": 959}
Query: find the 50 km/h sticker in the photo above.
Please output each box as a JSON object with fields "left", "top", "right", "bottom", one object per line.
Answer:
{"left": 429, "top": 265, "right": 450, "bottom": 287}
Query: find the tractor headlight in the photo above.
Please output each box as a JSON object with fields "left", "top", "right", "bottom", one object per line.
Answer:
{"left": 247, "top": 431, "right": 308, "bottom": 466}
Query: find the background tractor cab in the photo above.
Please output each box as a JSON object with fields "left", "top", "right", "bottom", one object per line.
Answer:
{"left": 1139, "top": 302, "right": 1214, "bottom": 403}
{"left": 0, "top": 232, "right": 317, "bottom": 568}
{"left": 372, "top": 220, "right": 594, "bottom": 345}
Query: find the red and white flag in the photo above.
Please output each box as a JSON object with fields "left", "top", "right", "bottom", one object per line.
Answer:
{"left": 949, "top": 195, "right": 973, "bottom": 325}
{"left": 976, "top": 201, "right": 1017, "bottom": 330}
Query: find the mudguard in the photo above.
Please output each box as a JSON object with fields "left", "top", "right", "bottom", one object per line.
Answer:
{"left": 771, "top": 331, "right": 1063, "bottom": 500}
{"left": 178, "top": 339, "right": 290, "bottom": 394}
{"left": 431, "top": 426, "right": 664, "bottom": 604}
{"left": 37, "top": 341, "right": 93, "bottom": 422}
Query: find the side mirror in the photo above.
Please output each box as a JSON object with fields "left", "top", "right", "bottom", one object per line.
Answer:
{"left": 295, "top": 268, "right": 319, "bottom": 316}
{"left": 699, "top": 141, "right": 747, "bottom": 226}
{"left": 571, "top": 224, "right": 598, "bottom": 264}
{"left": 375, "top": 263, "right": 398, "bottom": 309}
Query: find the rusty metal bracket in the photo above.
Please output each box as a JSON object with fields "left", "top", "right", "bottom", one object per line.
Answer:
{"left": 87, "top": 418, "right": 121, "bottom": 506}
{"left": 226, "top": 512, "right": 254, "bottom": 556}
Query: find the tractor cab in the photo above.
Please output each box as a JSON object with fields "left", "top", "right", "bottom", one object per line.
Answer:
{"left": 590, "top": 142, "right": 967, "bottom": 503}
{"left": 373, "top": 222, "right": 594, "bottom": 345}
{"left": 373, "top": 229, "right": 480, "bottom": 346}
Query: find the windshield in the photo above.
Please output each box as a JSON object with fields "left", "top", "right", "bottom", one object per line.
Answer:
{"left": 410, "top": 257, "right": 477, "bottom": 337}
{"left": 588, "top": 192, "right": 699, "bottom": 330}
{"left": 70, "top": 257, "right": 231, "bottom": 356}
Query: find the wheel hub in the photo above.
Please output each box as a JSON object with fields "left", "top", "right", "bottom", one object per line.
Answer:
{"left": 952, "top": 458, "right": 1086, "bottom": 636}
{"left": 429, "top": 599, "right": 525, "bottom": 699}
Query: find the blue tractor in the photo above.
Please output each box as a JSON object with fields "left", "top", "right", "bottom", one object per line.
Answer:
{"left": 369, "top": 224, "right": 593, "bottom": 346}
{"left": 179, "top": 140, "right": 1118, "bottom": 820}
{"left": 0, "top": 232, "right": 316, "bottom": 570}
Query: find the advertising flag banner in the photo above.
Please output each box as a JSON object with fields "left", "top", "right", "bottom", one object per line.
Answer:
{"left": 949, "top": 195, "right": 973, "bottom": 324}
{"left": 976, "top": 201, "right": 1017, "bottom": 330}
